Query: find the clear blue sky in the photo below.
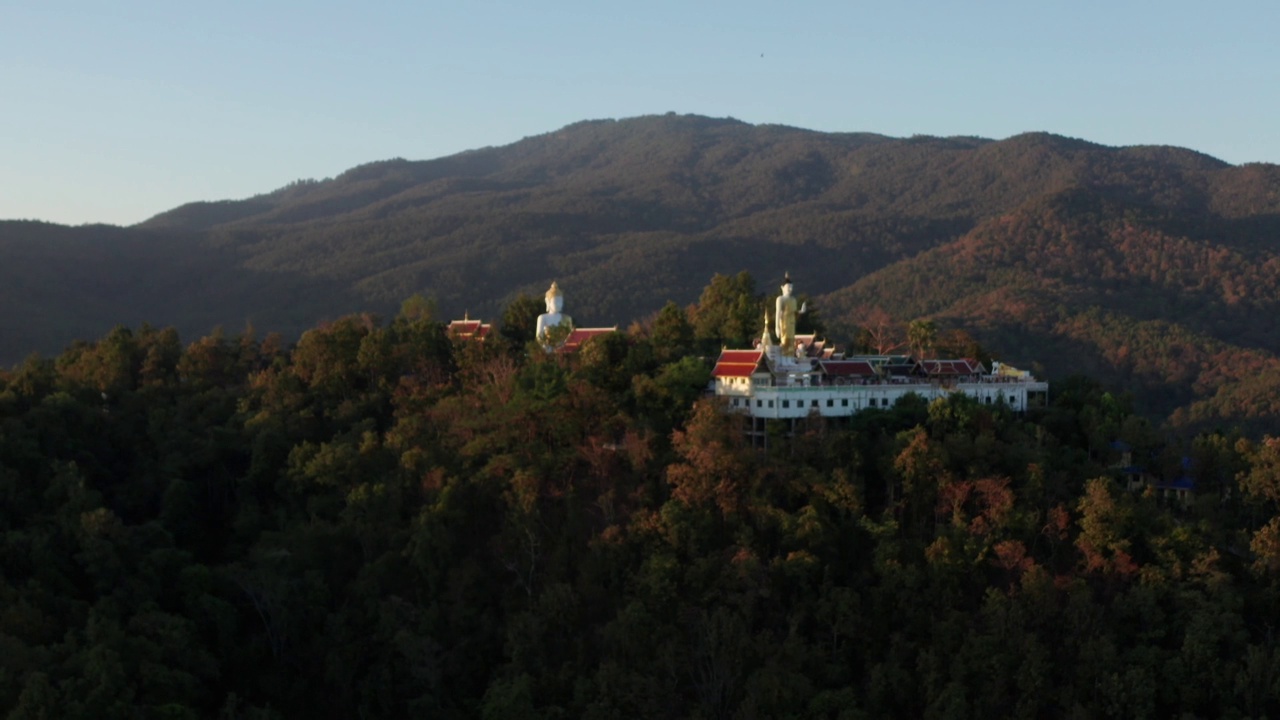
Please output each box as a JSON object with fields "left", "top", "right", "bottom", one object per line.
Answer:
{"left": 3, "top": 1, "right": 1277, "bottom": 226}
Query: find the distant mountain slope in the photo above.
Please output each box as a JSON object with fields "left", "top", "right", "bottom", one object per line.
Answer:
{"left": 4, "top": 113, "right": 1280, "bottom": 427}
{"left": 131, "top": 115, "right": 1278, "bottom": 326}
{"left": 0, "top": 221, "right": 363, "bottom": 363}
{"left": 818, "top": 187, "right": 1280, "bottom": 430}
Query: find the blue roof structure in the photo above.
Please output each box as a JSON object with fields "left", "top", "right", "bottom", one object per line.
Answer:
{"left": 1156, "top": 476, "right": 1195, "bottom": 491}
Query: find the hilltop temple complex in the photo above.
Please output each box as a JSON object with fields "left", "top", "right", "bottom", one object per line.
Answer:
{"left": 449, "top": 276, "right": 1049, "bottom": 441}
{"left": 711, "top": 274, "right": 1048, "bottom": 444}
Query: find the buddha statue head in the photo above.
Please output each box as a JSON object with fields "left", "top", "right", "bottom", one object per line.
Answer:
{"left": 544, "top": 281, "right": 564, "bottom": 314}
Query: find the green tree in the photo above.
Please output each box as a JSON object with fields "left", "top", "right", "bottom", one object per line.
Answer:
{"left": 649, "top": 301, "right": 694, "bottom": 363}
{"left": 398, "top": 294, "right": 437, "bottom": 324}
{"left": 907, "top": 319, "right": 938, "bottom": 359}
{"left": 501, "top": 294, "right": 544, "bottom": 349}
{"left": 691, "top": 272, "right": 761, "bottom": 349}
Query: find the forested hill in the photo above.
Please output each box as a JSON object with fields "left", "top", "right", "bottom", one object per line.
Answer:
{"left": 8, "top": 311, "right": 1280, "bottom": 716}
{"left": 3, "top": 114, "right": 1280, "bottom": 426}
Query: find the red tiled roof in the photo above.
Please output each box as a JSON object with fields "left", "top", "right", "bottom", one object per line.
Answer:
{"left": 448, "top": 320, "right": 492, "bottom": 340}
{"left": 921, "top": 358, "right": 985, "bottom": 376}
{"left": 712, "top": 349, "right": 765, "bottom": 378}
{"left": 560, "top": 327, "right": 617, "bottom": 352}
{"left": 712, "top": 363, "right": 763, "bottom": 378}
{"left": 794, "top": 334, "right": 831, "bottom": 358}
{"left": 820, "top": 360, "right": 877, "bottom": 377}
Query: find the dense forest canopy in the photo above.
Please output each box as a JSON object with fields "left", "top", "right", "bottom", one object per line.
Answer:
{"left": 3, "top": 113, "right": 1280, "bottom": 427}
{"left": 5, "top": 291, "right": 1280, "bottom": 717}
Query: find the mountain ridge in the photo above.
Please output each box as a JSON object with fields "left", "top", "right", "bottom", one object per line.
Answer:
{"left": 4, "top": 113, "right": 1279, "bottom": 428}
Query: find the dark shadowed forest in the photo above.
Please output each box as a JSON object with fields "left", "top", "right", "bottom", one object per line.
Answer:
{"left": 5, "top": 276, "right": 1280, "bottom": 718}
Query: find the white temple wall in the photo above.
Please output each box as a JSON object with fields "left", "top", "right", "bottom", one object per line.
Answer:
{"left": 720, "top": 381, "right": 1048, "bottom": 419}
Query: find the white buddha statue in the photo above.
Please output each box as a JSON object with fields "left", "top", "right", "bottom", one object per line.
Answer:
{"left": 535, "top": 281, "right": 574, "bottom": 346}
{"left": 774, "top": 272, "right": 807, "bottom": 357}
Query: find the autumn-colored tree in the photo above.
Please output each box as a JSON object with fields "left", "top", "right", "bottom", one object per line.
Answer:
{"left": 892, "top": 426, "right": 949, "bottom": 533}
{"left": 666, "top": 399, "right": 750, "bottom": 514}
{"left": 1239, "top": 436, "right": 1280, "bottom": 506}
{"left": 854, "top": 306, "right": 906, "bottom": 355}
{"left": 1075, "top": 478, "right": 1138, "bottom": 577}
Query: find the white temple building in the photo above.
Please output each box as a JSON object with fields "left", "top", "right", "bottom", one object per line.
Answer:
{"left": 710, "top": 275, "right": 1049, "bottom": 441}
